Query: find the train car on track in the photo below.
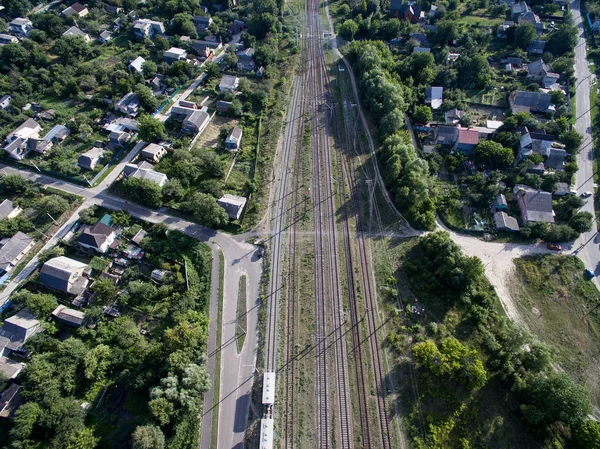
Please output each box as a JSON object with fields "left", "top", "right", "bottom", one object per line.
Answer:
{"left": 262, "top": 372, "right": 275, "bottom": 405}
{"left": 259, "top": 418, "right": 273, "bottom": 449}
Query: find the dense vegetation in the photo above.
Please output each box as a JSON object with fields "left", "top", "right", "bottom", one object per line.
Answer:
{"left": 385, "top": 232, "right": 594, "bottom": 448}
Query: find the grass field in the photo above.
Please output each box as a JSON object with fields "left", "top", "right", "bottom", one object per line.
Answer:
{"left": 513, "top": 255, "right": 600, "bottom": 404}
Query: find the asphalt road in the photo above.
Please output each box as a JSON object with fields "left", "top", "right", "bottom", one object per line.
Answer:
{"left": 572, "top": 0, "right": 600, "bottom": 287}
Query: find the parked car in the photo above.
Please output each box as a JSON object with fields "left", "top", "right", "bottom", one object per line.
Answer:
{"left": 568, "top": 189, "right": 578, "bottom": 195}
{"left": 546, "top": 243, "right": 562, "bottom": 251}
{"left": 584, "top": 269, "right": 595, "bottom": 280}
{"left": 581, "top": 191, "right": 593, "bottom": 198}
{"left": 256, "top": 247, "right": 264, "bottom": 258}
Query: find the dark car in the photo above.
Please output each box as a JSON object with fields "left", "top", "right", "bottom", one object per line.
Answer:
{"left": 546, "top": 243, "right": 562, "bottom": 251}
{"left": 584, "top": 269, "right": 596, "bottom": 280}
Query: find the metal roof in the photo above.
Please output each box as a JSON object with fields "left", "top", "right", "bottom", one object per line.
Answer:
{"left": 259, "top": 418, "right": 273, "bottom": 449}
{"left": 0, "top": 231, "right": 33, "bottom": 272}
{"left": 262, "top": 372, "right": 275, "bottom": 404}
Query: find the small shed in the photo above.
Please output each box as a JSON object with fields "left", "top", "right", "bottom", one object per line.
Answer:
{"left": 52, "top": 305, "right": 86, "bottom": 328}
{"left": 218, "top": 194, "right": 247, "bottom": 220}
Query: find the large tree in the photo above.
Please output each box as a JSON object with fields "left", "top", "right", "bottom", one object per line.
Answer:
{"left": 131, "top": 425, "right": 165, "bottom": 449}
{"left": 513, "top": 23, "right": 537, "bottom": 50}
{"left": 135, "top": 84, "right": 159, "bottom": 112}
{"left": 180, "top": 192, "right": 229, "bottom": 227}
{"left": 474, "top": 140, "right": 514, "bottom": 168}
{"left": 138, "top": 115, "right": 166, "bottom": 142}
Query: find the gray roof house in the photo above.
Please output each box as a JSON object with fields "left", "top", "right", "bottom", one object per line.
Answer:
{"left": 52, "top": 305, "right": 85, "bottom": 328}
{"left": 425, "top": 86, "right": 443, "bottom": 109}
{"left": 99, "top": 30, "right": 112, "bottom": 43}
{"left": 0, "top": 309, "right": 40, "bottom": 357}
{"left": 513, "top": 184, "right": 555, "bottom": 224}
{"left": 491, "top": 194, "right": 508, "bottom": 212}
{"left": 125, "top": 163, "right": 169, "bottom": 187}
{"left": 225, "top": 126, "right": 243, "bottom": 151}
{"left": 190, "top": 39, "right": 222, "bottom": 58}
{"left": 40, "top": 256, "right": 88, "bottom": 295}
{"left": 192, "top": 15, "right": 213, "bottom": 31}
{"left": 115, "top": 92, "right": 140, "bottom": 117}
{"left": 141, "top": 143, "right": 167, "bottom": 163}
{"left": 218, "top": 194, "right": 247, "bottom": 220}
{"left": 78, "top": 147, "right": 104, "bottom": 170}
{"left": 42, "top": 124, "right": 70, "bottom": 143}
{"left": 133, "top": 19, "right": 165, "bottom": 39}
{"left": 434, "top": 125, "right": 459, "bottom": 146}
{"left": 494, "top": 211, "right": 520, "bottom": 231}
{"left": 63, "top": 26, "right": 91, "bottom": 42}
{"left": 163, "top": 47, "right": 187, "bottom": 63}
{"left": 0, "top": 232, "right": 34, "bottom": 275}
{"left": 0, "top": 200, "right": 22, "bottom": 220}
{"left": 216, "top": 100, "right": 232, "bottom": 112}
{"left": 3, "top": 119, "right": 41, "bottom": 161}
{"left": 76, "top": 222, "right": 117, "bottom": 254}
{"left": 0, "top": 35, "right": 18, "bottom": 46}
{"left": 183, "top": 110, "right": 210, "bottom": 135}
{"left": 236, "top": 47, "right": 255, "bottom": 71}
{"left": 9, "top": 18, "right": 33, "bottom": 38}
{"left": 509, "top": 91, "right": 555, "bottom": 114}
{"left": 445, "top": 108, "right": 463, "bottom": 124}
{"left": 219, "top": 75, "right": 239, "bottom": 92}
{"left": 129, "top": 56, "right": 146, "bottom": 73}
{"left": 528, "top": 39, "right": 546, "bottom": 55}
{"left": 61, "top": 2, "right": 88, "bottom": 18}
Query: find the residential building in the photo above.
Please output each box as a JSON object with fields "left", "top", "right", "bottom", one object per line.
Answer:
{"left": 425, "top": 86, "right": 443, "bottom": 109}
{"left": 115, "top": 92, "right": 140, "bottom": 117}
{"left": 491, "top": 194, "right": 508, "bottom": 212}
{"left": 0, "top": 95, "right": 11, "bottom": 110}
{"left": 494, "top": 211, "right": 520, "bottom": 231}
{"left": 3, "top": 119, "right": 41, "bottom": 161}
{"left": 527, "top": 59, "right": 560, "bottom": 88}
{"left": 27, "top": 138, "right": 52, "bottom": 155}
{"left": 63, "top": 26, "right": 91, "bottom": 42}
{"left": 434, "top": 125, "right": 459, "bottom": 146}
{"left": 190, "top": 39, "right": 222, "bottom": 58}
{"left": 553, "top": 182, "right": 570, "bottom": 196}
{"left": 219, "top": 75, "right": 239, "bottom": 92}
{"left": 171, "top": 103, "right": 197, "bottom": 121}
{"left": 132, "top": 19, "right": 165, "bottom": 39}
{"left": 225, "top": 126, "right": 243, "bottom": 151}
{"left": 218, "top": 194, "right": 247, "bottom": 220}
{"left": 42, "top": 124, "right": 71, "bottom": 143}
{"left": 0, "top": 232, "right": 34, "bottom": 276}
{"left": 128, "top": 166, "right": 169, "bottom": 186}
{"left": 129, "top": 56, "right": 146, "bottom": 73}
{"left": 256, "top": 66, "right": 265, "bottom": 77}
{"left": 410, "top": 32, "right": 430, "bottom": 47}
{"left": 61, "top": 2, "right": 88, "bottom": 17}
{"left": 76, "top": 221, "right": 117, "bottom": 253}
{"left": 131, "top": 228, "right": 147, "bottom": 246}
{"left": 454, "top": 128, "right": 479, "bottom": 154}
{"left": 99, "top": 30, "right": 112, "bottom": 43}
{"left": 6, "top": 118, "right": 41, "bottom": 142}
{"left": 52, "top": 305, "right": 86, "bottom": 328}
{"left": 141, "top": 143, "right": 167, "bottom": 163}
{"left": 546, "top": 148, "right": 567, "bottom": 170}
{"left": 390, "top": 1, "right": 422, "bottom": 23}
{"left": 0, "top": 200, "right": 22, "bottom": 220}
{"left": 192, "top": 15, "right": 213, "bottom": 32}
{"left": 236, "top": 47, "right": 255, "bottom": 71}
{"left": 40, "top": 256, "right": 88, "bottom": 295}
{"left": 0, "top": 309, "right": 40, "bottom": 357}
{"left": 527, "top": 39, "right": 546, "bottom": 55}
{"left": 102, "top": 117, "right": 139, "bottom": 134}
{"left": 182, "top": 110, "right": 210, "bottom": 135}
{"left": 164, "top": 47, "right": 187, "bottom": 63}
{"left": 508, "top": 91, "right": 555, "bottom": 114}
{"left": 0, "top": 35, "right": 18, "bottom": 46}
{"left": 9, "top": 18, "right": 33, "bottom": 38}
{"left": 445, "top": 109, "right": 464, "bottom": 125}
{"left": 230, "top": 19, "right": 245, "bottom": 34}
{"left": 216, "top": 100, "right": 233, "bottom": 112}
{"left": 0, "top": 384, "right": 22, "bottom": 418}
{"left": 513, "top": 184, "right": 555, "bottom": 223}
{"left": 517, "top": 130, "right": 565, "bottom": 169}
{"left": 78, "top": 146, "right": 104, "bottom": 170}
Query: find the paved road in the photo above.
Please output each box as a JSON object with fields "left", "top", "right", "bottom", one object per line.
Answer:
{"left": 572, "top": 0, "right": 600, "bottom": 287}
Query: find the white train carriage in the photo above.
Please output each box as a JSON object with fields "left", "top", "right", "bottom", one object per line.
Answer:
{"left": 262, "top": 372, "right": 275, "bottom": 405}
{"left": 259, "top": 418, "right": 274, "bottom": 449}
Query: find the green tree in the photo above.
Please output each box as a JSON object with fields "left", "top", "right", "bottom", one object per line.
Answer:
{"left": 547, "top": 21, "right": 578, "bottom": 56}
{"left": 65, "top": 427, "right": 99, "bottom": 449}
{"left": 142, "top": 60, "right": 158, "bottom": 78}
{"left": 1, "top": 42, "right": 29, "bottom": 68}
{"left": 136, "top": 84, "right": 159, "bottom": 112}
{"left": 4, "top": 0, "right": 32, "bottom": 16}
{"left": 52, "top": 36, "right": 90, "bottom": 64}
{"left": 180, "top": 192, "right": 229, "bottom": 227}
{"left": 84, "top": 344, "right": 112, "bottom": 381}
{"left": 248, "top": 12, "right": 277, "bottom": 39}
{"left": 122, "top": 177, "right": 163, "bottom": 208}
{"left": 562, "top": 129, "right": 583, "bottom": 154}
{"left": 36, "top": 195, "right": 70, "bottom": 217}
{"left": 514, "top": 23, "right": 537, "bottom": 50}
{"left": 131, "top": 425, "right": 165, "bottom": 449}
{"left": 171, "top": 13, "right": 198, "bottom": 38}
{"left": 10, "top": 401, "right": 41, "bottom": 441}
{"left": 474, "top": 140, "right": 514, "bottom": 168}
{"left": 339, "top": 19, "right": 359, "bottom": 40}
{"left": 13, "top": 291, "right": 58, "bottom": 318}
{"left": 572, "top": 420, "right": 600, "bottom": 449}
{"left": 148, "top": 397, "right": 175, "bottom": 426}
{"left": 138, "top": 115, "right": 166, "bottom": 142}
{"left": 569, "top": 211, "right": 593, "bottom": 234}
{"left": 521, "top": 372, "right": 592, "bottom": 425}
{"left": 413, "top": 105, "right": 432, "bottom": 124}
{"left": 0, "top": 174, "right": 29, "bottom": 194}
{"left": 91, "top": 278, "right": 118, "bottom": 303}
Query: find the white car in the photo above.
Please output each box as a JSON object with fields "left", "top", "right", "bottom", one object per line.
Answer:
{"left": 581, "top": 191, "right": 593, "bottom": 198}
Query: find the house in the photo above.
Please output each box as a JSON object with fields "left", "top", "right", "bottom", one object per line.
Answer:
{"left": 131, "top": 228, "right": 147, "bottom": 246}
{"left": 99, "top": 30, "right": 112, "bottom": 43}
{"left": 42, "top": 124, "right": 71, "bottom": 143}
{"left": 509, "top": 91, "right": 555, "bottom": 114}
{"left": 410, "top": 32, "right": 430, "bottom": 47}
{"left": 546, "top": 148, "right": 567, "bottom": 170}
{"left": 216, "top": 100, "right": 233, "bottom": 112}
{"left": 454, "top": 128, "right": 479, "bottom": 154}
{"left": 3, "top": 119, "right": 41, "bottom": 161}
{"left": 218, "top": 194, "right": 247, "bottom": 220}
{"left": 52, "top": 305, "right": 86, "bottom": 328}
{"left": 237, "top": 47, "right": 255, "bottom": 70}
{"left": 127, "top": 166, "right": 169, "bottom": 186}
{"left": 27, "top": 138, "right": 52, "bottom": 155}
{"left": 190, "top": 39, "right": 223, "bottom": 58}
{"left": 6, "top": 118, "right": 41, "bottom": 142}
{"left": 494, "top": 211, "right": 520, "bottom": 231}
{"left": 513, "top": 184, "right": 555, "bottom": 223}
{"left": 164, "top": 47, "right": 187, "bottom": 63}
{"left": 428, "top": 4, "right": 437, "bottom": 17}
{"left": 517, "top": 130, "right": 555, "bottom": 162}
{"left": 63, "top": 26, "right": 91, "bottom": 42}
{"left": 527, "top": 39, "right": 546, "bottom": 55}
{"left": 115, "top": 92, "right": 140, "bottom": 117}
{"left": 225, "top": 126, "right": 243, "bottom": 151}
{"left": 434, "top": 125, "right": 459, "bottom": 146}
{"left": 77, "top": 222, "right": 116, "bottom": 254}
{"left": 141, "top": 143, "right": 167, "bottom": 163}
{"left": 527, "top": 162, "right": 545, "bottom": 175}
{"left": 425, "top": 86, "right": 443, "bottom": 109}
{"left": 78, "top": 147, "right": 104, "bottom": 170}
{"left": 501, "top": 56, "right": 523, "bottom": 68}
{"left": 0, "top": 384, "right": 22, "bottom": 418}
{"left": 171, "top": 103, "right": 197, "bottom": 121}
{"left": 518, "top": 10, "right": 541, "bottom": 25}
{"left": 183, "top": 110, "right": 210, "bottom": 135}
{"left": 0, "top": 95, "right": 11, "bottom": 110}
{"left": 129, "top": 56, "right": 146, "bottom": 73}
{"left": 491, "top": 194, "right": 508, "bottom": 212}
{"left": 390, "top": 1, "right": 422, "bottom": 23}
{"left": 102, "top": 117, "right": 139, "bottom": 134}
{"left": 511, "top": 1, "right": 531, "bottom": 19}
{"left": 9, "top": 18, "right": 33, "bottom": 38}
{"left": 40, "top": 256, "right": 88, "bottom": 295}
{"left": 445, "top": 109, "right": 464, "bottom": 125}
{"left": 219, "top": 75, "right": 239, "bottom": 92}
{"left": 0, "top": 200, "right": 22, "bottom": 220}
{"left": 61, "top": 2, "right": 88, "bottom": 17}
{"left": 527, "top": 59, "right": 560, "bottom": 88}
{"left": 256, "top": 66, "right": 265, "bottom": 77}
{"left": 230, "top": 19, "right": 245, "bottom": 34}
{"left": 0, "top": 35, "right": 18, "bottom": 46}
{"left": 133, "top": 19, "right": 165, "bottom": 39}
{"left": 105, "top": 4, "right": 123, "bottom": 14}
{"left": 192, "top": 15, "right": 213, "bottom": 32}
{"left": 0, "top": 309, "right": 40, "bottom": 357}
{"left": 0, "top": 232, "right": 34, "bottom": 276}
{"left": 553, "top": 182, "right": 570, "bottom": 197}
